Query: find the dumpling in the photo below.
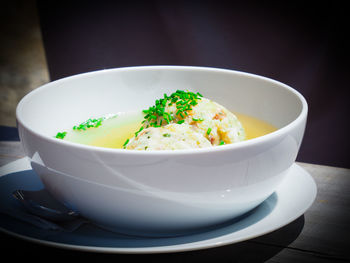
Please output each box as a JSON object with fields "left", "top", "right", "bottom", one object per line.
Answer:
{"left": 126, "top": 123, "right": 212, "bottom": 150}
{"left": 141, "top": 91, "right": 245, "bottom": 146}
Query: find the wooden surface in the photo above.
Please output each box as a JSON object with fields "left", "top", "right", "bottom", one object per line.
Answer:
{"left": 0, "top": 141, "right": 349, "bottom": 262}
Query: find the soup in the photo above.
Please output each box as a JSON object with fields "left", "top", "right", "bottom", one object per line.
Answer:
{"left": 58, "top": 90, "right": 277, "bottom": 150}
{"left": 62, "top": 111, "right": 277, "bottom": 149}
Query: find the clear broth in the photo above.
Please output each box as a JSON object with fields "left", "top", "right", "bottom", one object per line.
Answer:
{"left": 64, "top": 111, "right": 277, "bottom": 149}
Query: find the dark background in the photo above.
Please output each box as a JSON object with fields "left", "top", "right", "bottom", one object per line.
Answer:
{"left": 37, "top": 0, "right": 349, "bottom": 168}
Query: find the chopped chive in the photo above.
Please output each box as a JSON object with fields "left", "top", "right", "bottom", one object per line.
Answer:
{"left": 123, "top": 138, "right": 130, "bottom": 148}
{"left": 206, "top": 127, "right": 212, "bottom": 135}
{"left": 163, "top": 133, "right": 171, "bottom": 137}
{"left": 71, "top": 116, "right": 107, "bottom": 131}
{"left": 138, "top": 90, "right": 205, "bottom": 134}
{"left": 177, "top": 120, "right": 185, "bottom": 124}
{"left": 135, "top": 126, "right": 144, "bottom": 137}
{"left": 55, "top": 132, "right": 67, "bottom": 139}
{"left": 219, "top": 140, "right": 225, "bottom": 145}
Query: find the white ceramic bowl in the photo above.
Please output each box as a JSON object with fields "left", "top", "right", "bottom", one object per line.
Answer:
{"left": 16, "top": 66, "right": 307, "bottom": 236}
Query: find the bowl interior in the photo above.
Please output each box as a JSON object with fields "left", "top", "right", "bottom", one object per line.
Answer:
{"left": 17, "top": 66, "right": 304, "bottom": 138}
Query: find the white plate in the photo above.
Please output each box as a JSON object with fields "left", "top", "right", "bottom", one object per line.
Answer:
{"left": 0, "top": 158, "right": 316, "bottom": 254}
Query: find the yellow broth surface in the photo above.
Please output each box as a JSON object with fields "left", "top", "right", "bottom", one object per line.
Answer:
{"left": 64, "top": 111, "right": 277, "bottom": 149}
{"left": 235, "top": 112, "right": 277, "bottom": 140}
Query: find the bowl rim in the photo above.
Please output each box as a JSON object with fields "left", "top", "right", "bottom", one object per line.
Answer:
{"left": 16, "top": 65, "right": 308, "bottom": 156}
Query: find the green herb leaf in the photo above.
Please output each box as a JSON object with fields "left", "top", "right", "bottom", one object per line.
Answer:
{"left": 206, "top": 127, "right": 212, "bottom": 135}
{"left": 55, "top": 132, "right": 67, "bottom": 139}
{"left": 73, "top": 117, "right": 106, "bottom": 131}
{"left": 123, "top": 138, "right": 130, "bottom": 148}
{"left": 135, "top": 126, "right": 144, "bottom": 137}
{"left": 140, "top": 90, "right": 203, "bottom": 128}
